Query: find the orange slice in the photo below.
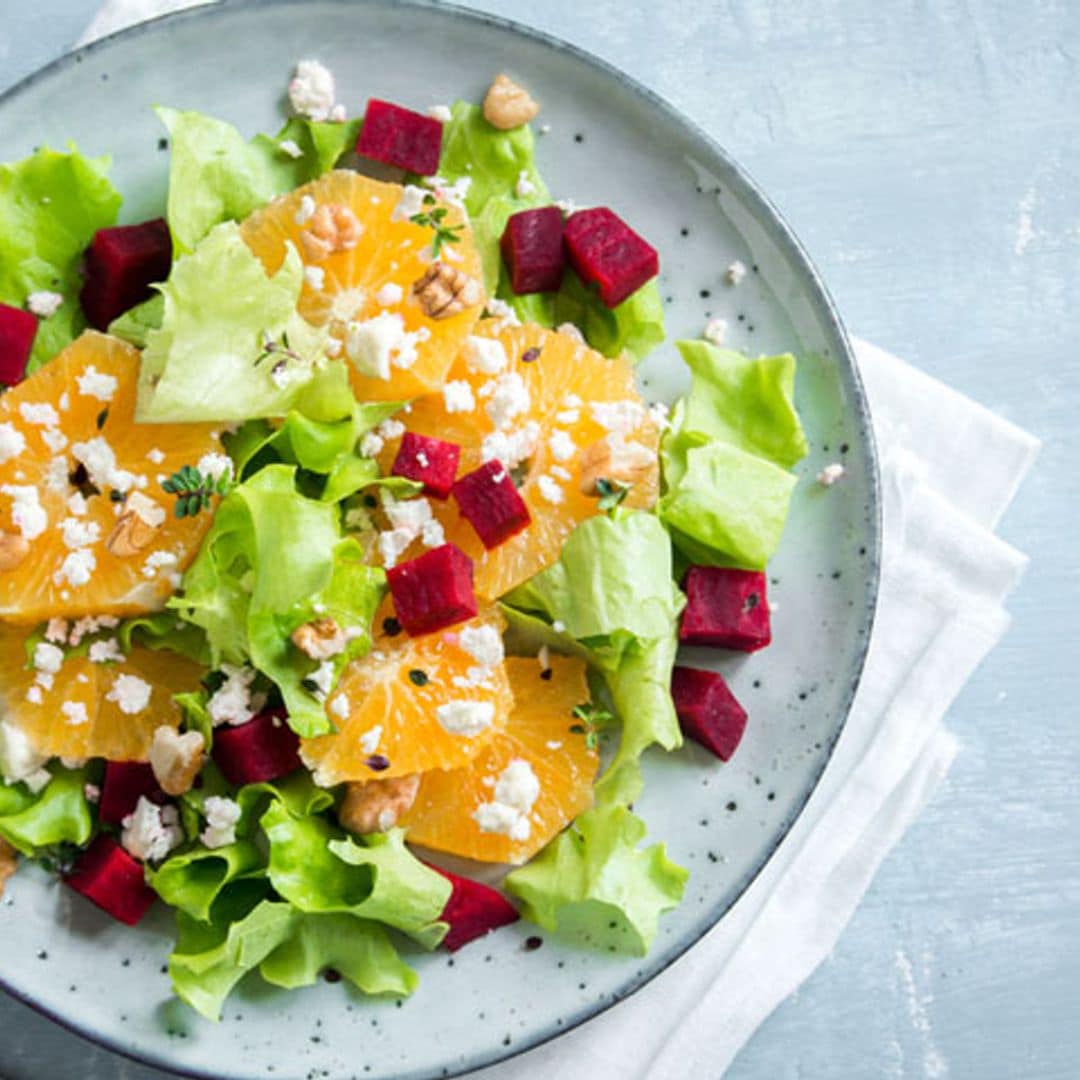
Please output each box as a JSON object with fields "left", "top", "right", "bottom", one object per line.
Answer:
{"left": 0, "top": 331, "right": 221, "bottom": 623}
{"left": 299, "top": 608, "right": 513, "bottom": 785}
{"left": 400, "top": 655, "right": 598, "bottom": 865}
{"left": 240, "top": 170, "right": 485, "bottom": 402}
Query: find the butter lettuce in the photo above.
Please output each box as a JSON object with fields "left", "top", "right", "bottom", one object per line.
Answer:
{"left": 0, "top": 768, "right": 93, "bottom": 856}
{"left": 0, "top": 145, "right": 122, "bottom": 372}
{"left": 506, "top": 802, "right": 688, "bottom": 956}
{"left": 149, "top": 840, "right": 265, "bottom": 923}
{"left": 107, "top": 293, "right": 163, "bottom": 348}
{"left": 136, "top": 222, "right": 329, "bottom": 423}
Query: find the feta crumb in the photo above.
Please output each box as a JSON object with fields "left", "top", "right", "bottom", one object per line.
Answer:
{"left": 591, "top": 399, "right": 646, "bottom": 437}
{"left": 359, "top": 725, "right": 383, "bottom": 754}
{"left": 548, "top": 429, "right": 576, "bottom": 462}
{"left": 545, "top": 740, "right": 562, "bottom": 750}
{"left": 64, "top": 493, "right": 86, "bottom": 518}
{"left": 443, "top": 380, "right": 476, "bottom": 414}
{"left": 472, "top": 759, "right": 540, "bottom": 841}
{"left": 359, "top": 432, "right": 385, "bottom": 458}
{"left": 208, "top": 664, "right": 257, "bottom": 727}
{"left": 537, "top": 474, "right": 565, "bottom": 505}
{"left": 76, "top": 365, "right": 118, "bottom": 402}
{"left": 88, "top": 639, "right": 125, "bottom": 664}
{"left": 197, "top": 452, "right": 233, "bottom": 483}
{"left": 288, "top": 59, "right": 336, "bottom": 121}
{"left": 71, "top": 435, "right": 136, "bottom": 494}
{"left": 278, "top": 138, "right": 304, "bottom": 159}
{"left": 308, "top": 660, "right": 336, "bottom": 699}
{"left": 329, "top": 104, "right": 347, "bottom": 123}
{"left": 377, "top": 418, "right": 406, "bottom": 440}
{"left": 421, "top": 517, "right": 445, "bottom": 547}
{"left": 54, "top": 549, "right": 95, "bottom": 588}
{"left": 374, "top": 282, "right": 403, "bottom": 307}
{"left": 0, "top": 721, "right": 51, "bottom": 792}
{"left": 121, "top": 797, "right": 183, "bottom": 863}
{"left": 550, "top": 464, "right": 572, "bottom": 481}
{"left": 725, "top": 260, "right": 747, "bottom": 286}
{"left": 555, "top": 321, "right": 585, "bottom": 343}
{"left": 555, "top": 409, "right": 581, "bottom": 424}
{"left": 33, "top": 642, "right": 64, "bottom": 675}
{"left": 61, "top": 701, "right": 88, "bottom": 726}
{"left": 465, "top": 336, "right": 509, "bottom": 375}
{"left": 26, "top": 290, "right": 64, "bottom": 318}
{"left": 428, "top": 104, "right": 453, "bottom": 122}
{"left": 483, "top": 297, "right": 521, "bottom": 326}
{"left": 67, "top": 615, "right": 118, "bottom": 647}
{"left": 19, "top": 402, "right": 60, "bottom": 426}
{"left": 436, "top": 700, "right": 496, "bottom": 737}
{"left": 480, "top": 421, "right": 539, "bottom": 469}
{"left": 648, "top": 401, "right": 672, "bottom": 431}
{"left": 84, "top": 783, "right": 101, "bottom": 803}
{"left": 41, "top": 427, "right": 68, "bottom": 453}
{"left": 59, "top": 392, "right": 70, "bottom": 411}
{"left": 458, "top": 624, "right": 504, "bottom": 668}
{"left": 346, "top": 312, "right": 423, "bottom": 379}
{"left": 703, "top": 317, "right": 728, "bottom": 346}
{"left": 142, "top": 549, "right": 179, "bottom": 579}
{"left": 304, "top": 265, "right": 326, "bottom": 291}
{"left": 330, "top": 694, "right": 350, "bottom": 720}
{"left": 817, "top": 462, "right": 846, "bottom": 487}
{"left": 0, "top": 423, "right": 25, "bottom": 464}
{"left": 59, "top": 516, "right": 101, "bottom": 550}
{"left": 554, "top": 199, "right": 577, "bottom": 216}
{"left": 106, "top": 673, "right": 152, "bottom": 715}
{"left": 201, "top": 796, "right": 242, "bottom": 850}
{"left": 392, "top": 184, "right": 429, "bottom": 223}
{"left": 515, "top": 170, "right": 536, "bottom": 198}
{"left": 378, "top": 527, "right": 414, "bottom": 569}
{"left": 146, "top": 447, "right": 166, "bottom": 465}
{"left": 45, "top": 618, "right": 69, "bottom": 644}
{"left": 482, "top": 372, "right": 530, "bottom": 429}
{"left": 295, "top": 194, "right": 317, "bottom": 226}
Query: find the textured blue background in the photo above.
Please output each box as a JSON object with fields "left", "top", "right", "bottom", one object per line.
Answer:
{"left": 1, "top": 2, "right": 1076, "bottom": 1077}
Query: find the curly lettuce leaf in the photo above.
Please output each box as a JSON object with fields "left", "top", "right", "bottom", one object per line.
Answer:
{"left": 506, "top": 802, "right": 688, "bottom": 956}
{"left": 550, "top": 270, "right": 665, "bottom": 363}
{"left": 148, "top": 840, "right": 264, "bottom": 922}
{"left": 116, "top": 610, "right": 210, "bottom": 665}
{"left": 0, "top": 145, "right": 122, "bottom": 372}
{"left": 136, "top": 221, "right": 329, "bottom": 423}
{"left": 107, "top": 293, "right": 163, "bottom": 348}
{"left": 158, "top": 107, "right": 361, "bottom": 254}
{"left": 0, "top": 768, "right": 92, "bottom": 856}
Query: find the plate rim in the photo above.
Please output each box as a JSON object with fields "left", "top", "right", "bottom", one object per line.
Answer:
{"left": 0, "top": 1, "right": 883, "bottom": 1077}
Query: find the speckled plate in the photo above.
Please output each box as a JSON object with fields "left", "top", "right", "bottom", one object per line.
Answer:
{"left": 0, "top": 2, "right": 880, "bottom": 1077}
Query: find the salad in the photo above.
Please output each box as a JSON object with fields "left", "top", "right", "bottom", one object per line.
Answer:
{"left": 0, "top": 63, "right": 815, "bottom": 1021}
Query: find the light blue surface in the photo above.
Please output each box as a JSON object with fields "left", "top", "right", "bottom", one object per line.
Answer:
{"left": 0, "top": 2, "right": 1076, "bottom": 1078}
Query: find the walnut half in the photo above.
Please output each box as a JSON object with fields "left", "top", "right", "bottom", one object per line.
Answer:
{"left": 339, "top": 774, "right": 421, "bottom": 835}
{"left": 291, "top": 617, "right": 347, "bottom": 661}
{"left": 149, "top": 725, "right": 206, "bottom": 797}
{"left": 106, "top": 492, "right": 166, "bottom": 558}
{"left": 300, "top": 204, "right": 363, "bottom": 263}
{"left": 412, "top": 262, "right": 483, "bottom": 320}
{"left": 483, "top": 74, "right": 540, "bottom": 130}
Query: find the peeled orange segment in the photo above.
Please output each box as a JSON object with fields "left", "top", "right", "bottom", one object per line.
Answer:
{"left": 400, "top": 656, "right": 598, "bottom": 866}
{"left": 240, "top": 170, "right": 485, "bottom": 402}
{"left": 0, "top": 627, "right": 203, "bottom": 762}
{"left": 0, "top": 331, "right": 221, "bottom": 624}
{"left": 377, "top": 321, "right": 660, "bottom": 599}
{"left": 299, "top": 609, "right": 513, "bottom": 786}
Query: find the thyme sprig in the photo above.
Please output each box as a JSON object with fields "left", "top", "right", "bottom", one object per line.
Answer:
{"left": 410, "top": 194, "right": 464, "bottom": 258}
{"left": 595, "top": 477, "right": 632, "bottom": 512}
{"left": 162, "top": 464, "right": 233, "bottom": 518}
{"left": 569, "top": 703, "right": 615, "bottom": 750}
{"left": 254, "top": 329, "right": 305, "bottom": 369}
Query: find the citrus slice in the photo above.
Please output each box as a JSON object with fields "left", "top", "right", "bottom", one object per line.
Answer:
{"left": 400, "top": 655, "right": 598, "bottom": 865}
{"left": 240, "top": 170, "right": 485, "bottom": 402}
{"left": 300, "top": 608, "right": 513, "bottom": 786}
{"left": 0, "top": 331, "right": 222, "bottom": 623}
{"left": 377, "top": 320, "right": 660, "bottom": 599}
{"left": 0, "top": 626, "right": 204, "bottom": 762}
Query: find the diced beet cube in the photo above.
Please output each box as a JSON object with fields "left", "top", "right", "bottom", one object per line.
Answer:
{"left": 0, "top": 302, "right": 38, "bottom": 385}
{"left": 428, "top": 865, "right": 520, "bottom": 952}
{"left": 500, "top": 206, "right": 565, "bottom": 294}
{"left": 98, "top": 761, "right": 164, "bottom": 826}
{"left": 672, "top": 666, "right": 748, "bottom": 761}
{"left": 387, "top": 543, "right": 478, "bottom": 637}
{"left": 391, "top": 432, "right": 461, "bottom": 500}
{"left": 452, "top": 461, "right": 531, "bottom": 550}
{"left": 64, "top": 835, "right": 157, "bottom": 926}
{"left": 79, "top": 217, "right": 172, "bottom": 331}
{"left": 563, "top": 207, "right": 659, "bottom": 308}
{"left": 680, "top": 567, "right": 771, "bottom": 651}
{"left": 356, "top": 99, "right": 443, "bottom": 175}
{"left": 212, "top": 709, "right": 302, "bottom": 786}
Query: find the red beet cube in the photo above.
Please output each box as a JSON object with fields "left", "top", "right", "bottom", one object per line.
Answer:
{"left": 429, "top": 865, "right": 520, "bottom": 952}
{"left": 98, "top": 761, "right": 164, "bottom": 826}
{"left": 391, "top": 432, "right": 461, "bottom": 499}
{"left": 356, "top": 99, "right": 443, "bottom": 175}
{"left": 64, "top": 835, "right": 157, "bottom": 926}
{"left": 212, "top": 709, "right": 302, "bottom": 786}
{"left": 563, "top": 207, "right": 659, "bottom": 308}
{"left": 387, "top": 543, "right": 478, "bottom": 636}
{"left": 0, "top": 303, "right": 38, "bottom": 385}
{"left": 79, "top": 217, "right": 172, "bottom": 331}
{"left": 680, "top": 567, "right": 771, "bottom": 651}
{"left": 672, "top": 666, "right": 748, "bottom": 761}
{"left": 452, "top": 461, "right": 531, "bottom": 550}
{"left": 500, "top": 206, "right": 565, "bottom": 294}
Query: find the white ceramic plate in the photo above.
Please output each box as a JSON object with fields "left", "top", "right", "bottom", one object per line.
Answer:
{"left": 0, "top": 2, "right": 880, "bottom": 1077}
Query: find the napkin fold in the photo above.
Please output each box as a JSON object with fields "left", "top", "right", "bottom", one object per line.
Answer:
{"left": 76, "top": 4, "right": 1042, "bottom": 1074}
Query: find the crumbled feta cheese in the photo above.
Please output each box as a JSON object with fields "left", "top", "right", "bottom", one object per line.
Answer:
{"left": 329, "top": 104, "right": 347, "bottom": 123}
{"left": 278, "top": 138, "right": 304, "bottom": 159}
{"left": 0, "top": 422, "right": 25, "bottom": 464}
{"left": 121, "top": 797, "right": 183, "bottom": 862}
{"left": 76, "top": 365, "right": 118, "bottom": 402}
{"left": 374, "top": 282, "right": 403, "bottom": 307}
{"left": 472, "top": 759, "right": 540, "bottom": 841}
{"left": 359, "top": 725, "right": 383, "bottom": 754}
{"left": 725, "top": 260, "right": 747, "bottom": 286}
{"left": 295, "top": 194, "right": 317, "bottom": 226}
{"left": 480, "top": 421, "right": 540, "bottom": 469}
{"left": 555, "top": 322, "right": 585, "bottom": 343}
{"left": 58, "top": 392, "right": 70, "bottom": 411}
{"left": 564, "top": 394, "right": 583, "bottom": 408}
{"left": 384, "top": 492, "right": 433, "bottom": 534}
{"left": 482, "top": 372, "right": 530, "bottom": 429}
{"left": 537, "top": 475, "right": 565, "bottom": 505}
{"left": 703, "top": 317, "right": 728, "bottom": 346}
{"left": 436, "top": 700, "right": 496, "bottom": 737}
{"left": 359, "top": 432, "right": 385, "bottom": 458}
{"left": 375, "top": 528, "right": 411, "bottom": 566}
{"left": 483, "top": 297, "right": 521, "bottom": 326}
{"left": 465, "top": 336, "right": 509, "bottom": 375}
{"left": 591, "top": 399, "right": 646, "bottom": 437}
{"left": 392, "top": 184, "right": 429, "bottom": 223}
{"left": 420, "top": 517, "right": 444, "bottom": 547}
{"left": 26, "top": 290, "right": 64, "bottom": 318}
{"left": 443, "top": 380, "right": 476, "bottom": 414}
{"left": 817, "top": 462, "right": 846, "bottom": 487}
{"left": 106, "top": 673, "right": 152, "bottom": 715}
{"left": 200, "top": 796, "right": 242, "bottom": 850}
{"left": 288, "top": 59, "right": 336, "bottom": 121}
{"left": 459, "top": 624, "right": 504, "bottom": 668}
{"left": 19, "top": 402, "right": 60, "bottom": 426}
{"left": 44, "top": 456, "right": 68, "bottom": 492}
{"left": 330, "top": 694, "right": 350, "bottom": 721}
{"left": 33, "top": 641, "right": 64, "bottom": 676}
{"left": 377, "top": 418, "right": 406, "bottom": 440}
{"left": 146, "top": 447, "right": 166, "bottom": 465}
{"left": 41, "top": 427, "right": 67, "bottom": 453}
{"left": 2, "top": 484, "right": 46, "bottom": 539}
{"left": 346, "top": 312, "right": 422, "bottom": 379}
{"left": 304, "top": 265, "right": 326, "bottom": 291}
{"left": 25, "top": 685, "right": 43, "bottom": 705}
{"left": 428, "top": 104, "right": 453, "bottom": 122}
{"left": 88, "top": 639, "right": 125, "bottom": 664}
{"left": 548, "top": 429, "right": 576, "bottom": 462}
{"left": 648, "top": 402, "right": 672, "bottom": 431}
{"left": 67, "top": 615, "right": 118, "bottom": 647}
{"left": 54, "top": 549, "right": 95, "bottom": 588}
{"left": 59, "top": 517, "right": 101, "bottom": 550}
{"left": 71, "top": 435, "right": 136, "bottom": 494}
{"left": 197, "top": 452, "right": 233, "bottom": 483}
{"left": 308, "top": 660, "right": 336, "bottom": 699}
{"left": 550, "top": 465, "right": 571, "bottom": 481}
{"left": 208, "top": 664, "right": 257, "bottom": 727}
{"left": 0, "top": 722, "right": 51, "bottom": 792}
{"left": 84, "top": 783, "right": 101, "bottom": 803}
{"left": 45, "top": 618, "right": 68, "bottom": 644}
{"left": 515, "top": 170, "right": 536, "bottom": 198}
{"left": 142, "top": 549, "right": 179, "bottom": 579}
{"left": 554, "top": 199, "right": 577, "bottom": 216}
{"left": 61, "top": 701, "right": 88, "bottom": 726}
{"left": 415, "top": 450, "right": 430, "bottom": 468}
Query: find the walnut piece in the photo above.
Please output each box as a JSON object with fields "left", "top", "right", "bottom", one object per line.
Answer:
{"left": 412, "top": 262, "right": 484, "bottom": 319}
{"left": 0, "top": 532, "right": 29, "bottom": 572}
{"left": 0, "top": 839, "right": 17, "bottom": 899}
{"left": 579, "top": 437, "right": 655, "bottom": 495}
{"left": 483, "top": 73, "right": 540, "bottom": 130}
{"left": 106, "top": 492, "right": 165, "bottom": 557}
{"left": 291, "top": 617, "right": 347, "bottom": 661}
{"left": 149, "top": 725, "right": 206, "bottom": 796}
{"left": 300, "top": 204, "right": 363, "bottom": 262}
{"left": 339, "top": 774, "right": 421, "bottom": 835}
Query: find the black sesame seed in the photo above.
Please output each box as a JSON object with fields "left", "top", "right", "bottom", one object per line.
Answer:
{"left": 382, "top": 616, "right": 402, "bottom": 637}
{"left": 680, "top": 227, "right": 690, "bottom": 237}
{"left": 699, "top": 288, "right": 711, "bottom": 299}
{"left": 523, "top": 936, "right": 543, "bottom": 952}
{"left": 365, "top": 754, "right": 391, "bottom": 772}
{"left": 726, "top": 801, "right": 737, "bottom": 812}
{"left": 408, "top": 668, "right": 429, "bottom": 686}
{"left": 540, "top": 668, "right": 553, "bottom": 681}
{"left": 573, "top": 133, "right": 584, "bottom": 143}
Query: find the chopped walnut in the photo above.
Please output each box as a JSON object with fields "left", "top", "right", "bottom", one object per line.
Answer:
{"left": 0, "top": 532, "right": 30, "bottom": 572}
{"left": 300, "top": 203, "right": 363, "bottom": 262}
{"left": 291, "top": 617, "right": 347, "bottom": 661}
{"left": 106, "top": 492, "right": 165, "bottom": 557}
{"left": 0, "top": 839, "right": 17, "bottom": 899}
{"left": 149, "top": 725, "right": 206, "bottom": 796}
{"left": 412, "top": 262, "right": 483, "bottom": 319}
{"left": 482, "top": 73, "right": 540, "bottom": 130}
{"left": 579, "top": 437, "right": 655, "bottom": 495}
{"left": 338, "top": 774, "right": 421, "bottom": 834}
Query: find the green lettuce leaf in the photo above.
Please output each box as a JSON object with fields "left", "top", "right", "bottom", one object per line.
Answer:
{"left": 506, "top": 802, "right": 688, "bottom": 956}
{"left": 136, "top": 221, "right": 329, "bottom": 423}
{"left": 116, "top": 610, "right": 210, "bottom": 665}
{"left": 148, "top": 840, "right": 264, "bottom": 922}
{"left": 0, "top": 145, "right": 122, "bottom": 372}
{"left": 0, "top": 768, "right": 92, "bottom": 856}
{"left": 158, "top": 107, "right": 361, "bottom": 254}
{"left": 107, "top": 293, "right": 163, "bottom": 348}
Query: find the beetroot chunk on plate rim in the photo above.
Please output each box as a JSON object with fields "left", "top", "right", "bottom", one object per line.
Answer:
{"left": 391, "top": 431, "right": 461, "bottom": 500}
{"left": 387, "top": 542, "right": 478, "bottom": 636}
{"left": 0, "top": 303, "right": 38, "bottom": 385}
{"left": 212, "top": 708, "right": 302, "bottom": 786}
{"left": 97, "top": 760, "right": 165, "bottom": 826}
{"left": 428, "top": 863, "right": 520, "bottom": 952}
{"left": 671, "top": 665, "right": 748, "bottom": 761}
{"left": 64, "top": 835, "right": 158, "bottom": 926}
{"left": 680, "top": 566, "right": 771, "bottom": 651}
{"left": 79, "top": 217, "right": 172, "bottom": 331}
{"left": 356, "top": 99, "right": 443, "bottom": 175}
{"left": 563, "top": 206, "right": 659, "bottom": 308}
{"left": 500, "top": 206, "right": 565, "bottom": 294}
{"left": 452, "top": 460, "right": 531, "bottom": 550}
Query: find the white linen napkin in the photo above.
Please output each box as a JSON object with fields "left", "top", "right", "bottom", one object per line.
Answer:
{"left": 77, "top": 5, "right": 1042, "bottom": 1075}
